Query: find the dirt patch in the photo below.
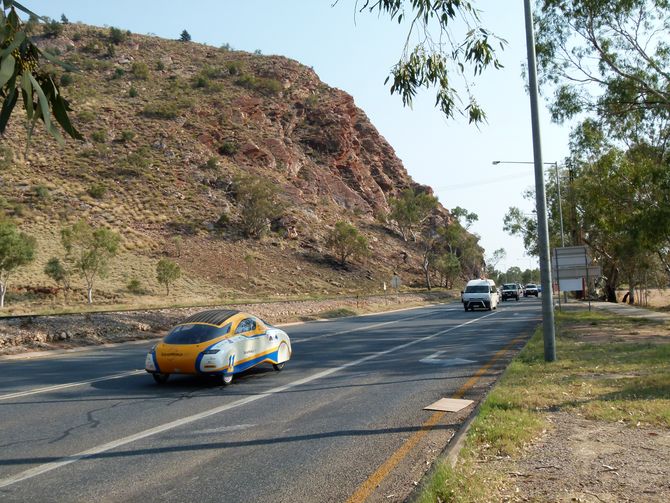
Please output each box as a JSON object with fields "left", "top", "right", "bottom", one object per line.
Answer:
{"left": 495, "top": 412, "right": 670, "bottom": 502}
{"left": 568, "top": 322, "right": 670, "bottom": 344}
{"left": 0, "top": 293, "right": 448, "bottom": 355}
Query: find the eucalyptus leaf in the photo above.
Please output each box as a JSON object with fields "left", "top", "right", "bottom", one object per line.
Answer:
{"left": 0, "top": 53, "right": 15, "bottom": 88}
{"left": 20, "top": 70, "right": 32, "bottom": 119}
{"left": 30, "top": 73, "right": 64, "bottom": 145}
{"left": 0, "top": 85, "right": 17, "bottom": 133}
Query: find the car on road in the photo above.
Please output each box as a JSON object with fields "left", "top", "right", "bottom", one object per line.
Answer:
{"left": 501, "top": 283, "right": 521, "bottom": 301}
{"left": 524, "top": 283, "right": 539, "bottom": 297}
{"left": 462, "top": 278, "right": 500, "bottom": 311}
{"left": 145, "top": 309, "right": 291, "bottom": 385}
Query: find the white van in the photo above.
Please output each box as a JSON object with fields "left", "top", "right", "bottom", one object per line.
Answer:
{"left": 461, "top": 279, "right": 500, "bottom": 311}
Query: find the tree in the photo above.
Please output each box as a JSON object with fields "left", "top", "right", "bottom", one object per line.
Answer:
{"left": 61, "top": 221, "right": 120, "bottom": 304}
{"left": 44, "top": 256, "right": 71, "bottom": 298}
{"left": 451, "top": 206, "right": 479, "bottom": 229}
{"left": 0, "top": 219, "right": 36, "bottom": 307}
{"left": 535, "top": 0, "right": 670, "bottom": 146}
{"left": 388, "top": 188, "right": 438, "bottom": 241}
{"left": 326, "top": 221, "right": 369, "bottom": 266}
{"left": 434, "top": 252, "right": 460, "bottom": 288}
{"left": 0, "top": 2, "right": 82, "bottom": 144}
{"left": 60, "top": 13, "right": 68, "bottom": 24}
{"left": 346, "top": 0, "right": 505, "bottom": 123}
{"left": 156, "top": 258, "right": 181, "bottom": 295}
{"left": 233, "top": 173, "right": 285, "bottom": 238}
{"left": 179, "top": 29, "right": 191, "bottom": 42}
{"left": 485, "top": 247, "right": 506, "bottom": 278}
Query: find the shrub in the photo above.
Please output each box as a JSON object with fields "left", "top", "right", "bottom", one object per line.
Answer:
{"left": 77, "top": 110, "right": 96, "bottom": 123}
{"left": 214, "top": 212, "right": 229, "bottom": 229}
{"left": 33, "top": 184, "right": 50, "bottom": 201}
{"left": 109, "top": 26, "right": 128, "bottom": 45}
{"left": 72, "top": 31, "right": 82, "bottom": 42}
{"left": 91, "top": 129, "right": 107, "bottom": 143}
{"left": 201, "top": 157, "right": 218, "bottom": 170}
{"left": 131, "top": 62, "right": 149, "bottom": 80}
{"left": 128, "top": 86, "right": 138, "bottom": 97}
{"left": 126, "top": 277, "right": 145, "bottom": 294}
{"left": 156, "top": 61, "right": 165, "bottom": 71}
{"left": 141, "top": 102, "right": 178, "bottom": 119}
{"left": 225, "top": 61, "right": 243, "bottom": 75}
{"left": 124, "top": 148, "right": 151, "bottom": 170}
{"left": 87, "top": 183, "right": 107, "bottom": 199}
{"left": 254, "top": 49, "right": 262, "bottom": 55}
{"left": 82, "top": 40, "right": 103, "bottom": 54}
{"left": 119, "top": 130, "right": 135, "bottom": 142}
{"left": 218, "top": 141, "right": 238, "bottom": 156}
{"left": 220, "top": 43, "right": 233, "bottom": 51}
{"left": 106, "top": 44, "right": 116, "bottom": 58}
{"left": 194, "top": 75, "right": 209, "bottom": 89}
{"left": 255, "top": 77, "right": 282, "bottom": 95}
{"left": 326, "top": 221, "right": 369, "bottom": 266}
{"left": 112, "top": 67, "right": 125, "bottom": 79}
{"left": 60, "top": 73, "right": 74, "bottom": 87}
{"left": 235, "top": 73, "right": 255, "bottom": 89}
{"left": 44, "top": 19, "right": 63, "bottom": 38}
{"left": 233, "top": 173, "right": 285, "bottom": 238}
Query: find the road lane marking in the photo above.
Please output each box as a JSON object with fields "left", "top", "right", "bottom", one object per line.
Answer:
{"left": 0, "top": 311, "right": 498, "bottom": 489}
{"left": 0, "top": 370, "right": 146, "bottom": 401}
{"left": 419, "top": 351, "right": 476, "bottom": 366}
{"left": 346, "top": 333, "right": 528, "bottom": 503}
{"left": 290, "top": 310, "right": 436, "bottom": 344}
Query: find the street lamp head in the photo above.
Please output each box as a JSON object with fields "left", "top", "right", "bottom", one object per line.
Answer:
{"left": 492, "top": 160, "right": 501, "bottom": 165}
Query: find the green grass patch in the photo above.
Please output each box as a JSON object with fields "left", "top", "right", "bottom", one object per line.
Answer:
{"left": 416, "top": 310, "right": 670, "bottom": 502}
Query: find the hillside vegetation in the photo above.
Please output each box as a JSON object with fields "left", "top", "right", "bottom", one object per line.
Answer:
{"left": 0, "top": 23, "right": 480, "bottom": 313}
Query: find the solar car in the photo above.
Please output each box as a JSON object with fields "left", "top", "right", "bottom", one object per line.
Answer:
{"left": 145, "top": 309, "right": 291, "bottom": 385}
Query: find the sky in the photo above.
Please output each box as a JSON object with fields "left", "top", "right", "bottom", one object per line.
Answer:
{"left": 28, "top": 1, "right": 572, "bottom": 272}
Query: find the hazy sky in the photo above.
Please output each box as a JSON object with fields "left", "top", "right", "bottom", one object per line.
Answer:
{"left": 29, "top": 0, "right": 571, "bottom": 272}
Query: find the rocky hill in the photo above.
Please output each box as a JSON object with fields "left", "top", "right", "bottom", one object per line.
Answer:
{"left": 0, "top": 23, "right": 469, "bottom": 311}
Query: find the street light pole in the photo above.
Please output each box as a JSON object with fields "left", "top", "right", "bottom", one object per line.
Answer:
{"left": 553, "top": 162, "right": 565, "bottom": 247}
{"left": 523, "top": 0, "right": 556, "bottom": 362}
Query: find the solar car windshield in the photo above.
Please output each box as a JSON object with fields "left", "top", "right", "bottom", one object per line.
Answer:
{"left": 164, "top": 322, "right": 231, "bottom": 344}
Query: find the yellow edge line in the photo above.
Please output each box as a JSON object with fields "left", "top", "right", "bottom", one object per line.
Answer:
{"left": 346, "top": 335, "right": 527, "bottom": 503}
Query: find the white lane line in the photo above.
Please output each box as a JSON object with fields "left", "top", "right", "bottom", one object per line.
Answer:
{"left": 0, "top": 311, "right": 499, "bottom": 489}
{"left": 291, "top": 310, "right": 436, "bottom": 344}
{"left": 0, "top": 370, "right": 145, "bottom": 402}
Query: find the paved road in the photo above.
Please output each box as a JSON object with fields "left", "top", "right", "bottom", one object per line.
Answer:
{"left": 0, "top": 299, "right": 541, "bottom": 502}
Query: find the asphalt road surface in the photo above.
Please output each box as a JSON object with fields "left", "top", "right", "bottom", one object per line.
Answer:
{"left": 0, "top": 298, "right": 542, "bottom": 502}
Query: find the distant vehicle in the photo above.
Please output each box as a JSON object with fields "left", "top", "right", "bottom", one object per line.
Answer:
{"left": 524, "top": 284, "right": 539, "bottom": 297}
{"left": 501, "top": 283, "right": 520, "bottom": 301}
{"left": 145, "top": 309, "right": 291, "bottom": 385}
{"left": 462, "top": 279, "right": 500, "bottom": 311}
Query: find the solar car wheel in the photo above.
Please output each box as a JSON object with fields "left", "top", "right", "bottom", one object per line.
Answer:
{"left": 152, "top": 373, "right": 169, "bottom": 384}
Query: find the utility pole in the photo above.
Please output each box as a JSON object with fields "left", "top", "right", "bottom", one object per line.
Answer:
{"left": 524, "top": 0, "right": 556, "bottom": 361}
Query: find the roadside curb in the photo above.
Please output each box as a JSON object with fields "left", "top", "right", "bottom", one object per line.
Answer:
{"left": 406, "top": 389, "right": 489, "bottom": 503}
